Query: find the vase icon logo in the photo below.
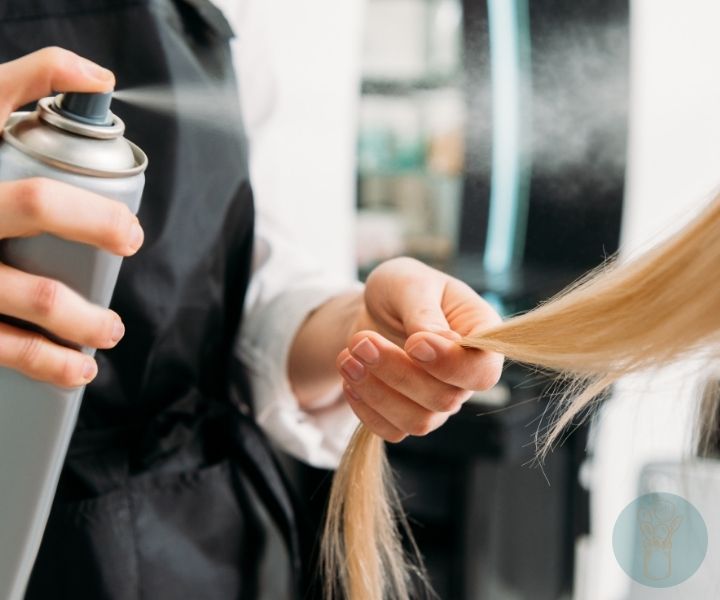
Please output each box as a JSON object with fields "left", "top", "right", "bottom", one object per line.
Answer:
{"left": 613, "top": 492, "right": 707, "bottom": 588}
{"left": 638, "top": 497, "right": 682, "bottom": 580}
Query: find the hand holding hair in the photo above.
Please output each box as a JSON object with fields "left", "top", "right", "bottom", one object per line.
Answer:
{"left": 338, "top": 257, "right": 503, "bottom": 443}
{"left": 323, "top": 195, "right": 720, "bottom": 599}
{"left": 325, "top": 257, "right": 503, "bottom": 600}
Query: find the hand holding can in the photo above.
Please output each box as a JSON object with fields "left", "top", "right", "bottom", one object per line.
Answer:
{"left": 0, "top": 47, "right": 149, "bottom": 600}
{"left": 0, "top": 47, "right": 146, "bottom": 387}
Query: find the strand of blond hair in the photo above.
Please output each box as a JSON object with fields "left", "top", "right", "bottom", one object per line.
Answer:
{"left": 321, "top": 194, "right": 720, "bottom": 599}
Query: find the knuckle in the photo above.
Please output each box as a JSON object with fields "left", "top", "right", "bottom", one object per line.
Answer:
{"left": 389, "top": 368, "right": 412, "bottom": 391}
{"left": 435, "top": 390, "right": 464, "bottom": 413}
{"left": 0, "top": 97, "right": 13, "bottom": 121}
{"left": 443, "top": 359, "right": 467, "bottom": 384}
{"left": 39, "top": 46, "right": 74, "bottom": 70}
{"left": 85, "top": 324, "right": 107, "bottom": 349}
{"left": 474, "top": 359, "right": 503, "bottom": 391}
{"left": 30, "top": 278, "right": 59, "bottom": 317}
{"left": 415, "top": 307, "right": 438, "bottom": 321}
{"left": 17, "top": 334, "right": 44, "bottom": 373}
{"left": 72, "top": 305, "right": 116, "bottom": 349}
{"left": 475, "top": 375, "right": 497, "bottom": 392}
{"left": 360, "top": 413, "right": 404, "bottom": 443}
{"left": 409, "top": 416, "right": 434, "bottom": 437}
{"left": 106, "top": 202, "right": 132, "bottom": 247}
{"left": 57, "top": 352, "right": 79, "bottom": 388}
{"left": 14, "top": 178, "right": 51, "bottom": 219}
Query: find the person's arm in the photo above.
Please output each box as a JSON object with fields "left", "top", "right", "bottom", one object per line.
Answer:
{"left": 288, "top": 257, "right": 504, "bottom": 442}
{"left": 236, "top": 208, "right": 361, "bottom": 468}
{"left": 287, "top": 290, "right": 362, "bottom": 409}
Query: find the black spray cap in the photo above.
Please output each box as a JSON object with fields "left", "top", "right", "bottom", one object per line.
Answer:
{"left": 55, "top": 91, "right": 114, "bottom": 126}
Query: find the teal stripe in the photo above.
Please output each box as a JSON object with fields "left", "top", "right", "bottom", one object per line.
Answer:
{"left": 484, "top": 0, "right": 533, "bottom": 277}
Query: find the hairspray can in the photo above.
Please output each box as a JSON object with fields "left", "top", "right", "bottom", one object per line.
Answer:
{"left": 0, "top": 92, "right": 147, "bottom": 600}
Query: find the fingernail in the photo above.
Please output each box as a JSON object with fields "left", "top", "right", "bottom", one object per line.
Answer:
{"left": 128, "top": 223, "right": 144, "bottom": 252}
{"left": 110, "top": 320, "right": 125, "bottom": 343}
{"left": 340, "top": 356, "right": 365, "bottom": 382}
{"left": 82, "top": 359, "right": 98, "bottom": 381}
{"left": 351, "top": 338, "right": 380, "bottom": 365}
{"left": 408, "top": 340, "right": 436, "bottom": 362}
{"left": 343, "top": 384, "right": 361, "bottom": 402}
{"left": 80, "top": 59, "right": 114, "bottom": 83}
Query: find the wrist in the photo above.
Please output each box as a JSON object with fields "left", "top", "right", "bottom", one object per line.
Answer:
{"left": 289, "top": 288, "right": 365, "bottom": 411}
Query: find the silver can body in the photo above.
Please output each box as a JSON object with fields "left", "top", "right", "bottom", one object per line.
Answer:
{"left": 0, "top": 98, "right": 146, "bottom": 600}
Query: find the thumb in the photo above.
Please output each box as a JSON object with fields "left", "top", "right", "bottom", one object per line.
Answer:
{"left": 0, "top": 47, "right": 115, "bottom": 125}
{"left": 396, "top": 283, "right": 456, "bottom": 338}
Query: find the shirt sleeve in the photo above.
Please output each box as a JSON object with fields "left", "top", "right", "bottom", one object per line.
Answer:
{"left": 221, "top": 0, "right": 364, "bottom": 468}
{"left": 235, "top": 207, "right": 361, "bottom": 469}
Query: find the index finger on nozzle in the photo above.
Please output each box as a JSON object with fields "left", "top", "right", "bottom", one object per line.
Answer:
{"left": 0, "top": 47, "right": 115, "bottom": 123}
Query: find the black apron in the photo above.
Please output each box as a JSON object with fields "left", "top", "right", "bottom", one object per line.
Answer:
{"left": 0, "top": 1, "right": 309, "bottom": 598}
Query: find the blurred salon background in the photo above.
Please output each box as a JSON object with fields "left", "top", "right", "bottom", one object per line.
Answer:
{"left": 223, "top": 0, "right": 720, "bottom": 598}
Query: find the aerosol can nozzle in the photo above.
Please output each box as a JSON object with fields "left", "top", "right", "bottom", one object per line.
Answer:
{"left": 54, "top": 91, "right": 114, "bottom": 126}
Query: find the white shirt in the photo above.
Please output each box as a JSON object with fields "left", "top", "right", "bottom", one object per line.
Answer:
{"left": 210, "top": 0, "right": 364, "bottom": 469}
{"left": 238, "top": 213, "right": 361, "bottom": 469}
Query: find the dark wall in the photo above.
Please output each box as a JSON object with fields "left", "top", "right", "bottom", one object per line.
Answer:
{"left": 460, "top": 0, "right": 629, "bottom": 274}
